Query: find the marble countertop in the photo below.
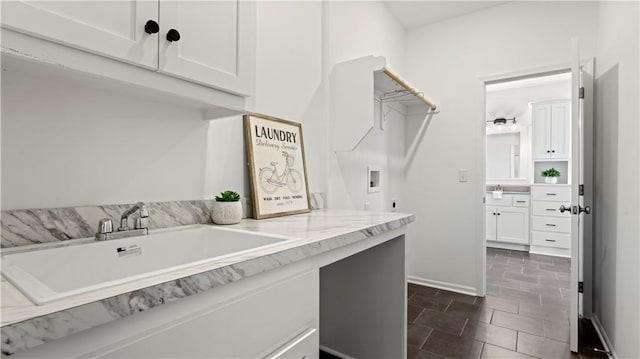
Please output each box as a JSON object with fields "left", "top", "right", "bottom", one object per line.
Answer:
{"left": 1, "top": 209, "right": 413, "bottom": 355}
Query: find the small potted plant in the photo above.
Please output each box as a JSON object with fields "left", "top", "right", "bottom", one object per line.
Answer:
{"left": 211, "top": 190, "right": 243, "bottom": 225}
{"left": 541, "top": 168, "right": 561, "bottom": 184}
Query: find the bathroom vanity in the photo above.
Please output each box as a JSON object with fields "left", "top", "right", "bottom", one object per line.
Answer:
{"left": 1, "top": 209, "right": 413, "bottom": 358}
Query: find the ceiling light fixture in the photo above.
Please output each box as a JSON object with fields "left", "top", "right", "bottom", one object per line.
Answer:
{"left": 487, "top": 117, "right": 516, "bottom": 126}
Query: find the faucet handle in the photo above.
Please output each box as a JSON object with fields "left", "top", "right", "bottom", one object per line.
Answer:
{"left": 135, "top": 217, "right": 149, "bottom": 230}
{"left": 135, "top": 204, "right": 149, "bottom": 229}
{"left": 98, "top": 218, "right": 113, "bottom": 234}
{"left": 139, "top": 204, "right": 149, "bottom": 218}
{"left": 96, "top": 218, "right": 113, "bottom": 241}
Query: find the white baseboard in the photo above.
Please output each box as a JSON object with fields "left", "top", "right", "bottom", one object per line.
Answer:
{"left": 320, "top": 345, "right": 356, "bottom": 359}
{"left": 529, "top": 245, "right": 571, "bottom": 258}
{"left": 591, "top": 315, "right": 617, "bottom": 359}
{"left": 408, "top": 276, "right": 479, "bottom": 297}
{"left": 487, "top": 241, "right": 529, "bottom": 252}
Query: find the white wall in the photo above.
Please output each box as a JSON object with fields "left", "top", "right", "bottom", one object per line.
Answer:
{"left": 404, "top": 2, "right": 598, "bottom": 293}
{"left": 205, "top": 1, "right": 324, "bottom": 200}
{"left": 1, "top": 65, "right": 208, "bottom": 209}
{"left": 593, "top": 1, "right": 639, "bottom": 357}
{"left": 326, "top": 1, "right": 407, "bottom": 212}
{"left": 1, "top": 2, "right": 324, "bottom": 210}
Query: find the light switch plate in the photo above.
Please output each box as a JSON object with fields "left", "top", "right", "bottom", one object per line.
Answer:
{"left": 458, "top": 169, "right": 469, "bottom": 182}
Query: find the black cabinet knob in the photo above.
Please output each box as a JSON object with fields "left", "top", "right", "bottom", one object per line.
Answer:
{"left": 144, "top": 20, "right": 159, "bottom": 34}
{"left": 546, "top": 150, "right": 551, "bottom": 153}
{"left": 166, "top": 29, "right": 181, "bottom": 42}
{"left": 552, "top": 150, "right": 556, "bottom": 153}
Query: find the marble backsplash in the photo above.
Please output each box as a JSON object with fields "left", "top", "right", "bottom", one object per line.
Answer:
{"left": 1, "top": 194, "right": 326, "bottom": 248}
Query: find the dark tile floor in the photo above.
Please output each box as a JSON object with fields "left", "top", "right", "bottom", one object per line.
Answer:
{"left": 407, "top": 248, "right": 609, "bottom": 359}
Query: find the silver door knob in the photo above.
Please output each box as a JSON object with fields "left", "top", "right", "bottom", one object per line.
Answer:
{"left": 579, "top": 205, "right": 591, "bottom": 215}
{"left": 559, "top": 205, "right": 571, "bottom": 213}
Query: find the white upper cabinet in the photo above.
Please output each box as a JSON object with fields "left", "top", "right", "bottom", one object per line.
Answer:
{"left": 1, "top": 1, "right": 159, "bottom": 69}
{"left": 532, "top": 104, "right": 552, "bottom": 159}
{"left": 1, "top": 0, "right": 254, "bottom": 97}
{"left": 532, "top": 101, "right": 570, "bottom": 160}
{"left": 550, "top": 102, "right": 570, "bottom": 159}
{"left": 159, "top": 1, "right": 253, "bottom": 96}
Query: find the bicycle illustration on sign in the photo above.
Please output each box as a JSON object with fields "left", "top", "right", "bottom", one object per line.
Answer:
{"left": 258, "top": 151, "right": 304, "bottom": 194}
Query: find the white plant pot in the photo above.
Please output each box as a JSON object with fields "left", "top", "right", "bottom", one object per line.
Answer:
{"left": 211, "top": 201, "right": 243, "bottom": 225}
{"left": 544, "top": 177, "right": 558, "bottom": 184}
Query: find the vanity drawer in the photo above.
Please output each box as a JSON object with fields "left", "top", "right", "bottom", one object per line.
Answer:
{"left": 532, "top": 216, "right": 571, "bottom": 233}
{"left": 531, "top": 231, "right": 571, "bottom": 249}
{"left": 512, "top": 195, "right": 530, "bottom": 207}
{"left": 532, "top": 201, "right": 571, "bottom": 217}
{"left": 486, "top": 194, "right": 512, "bottom": 206}
{"left": 532, "top": 186, "right": 571, "bottom": 202}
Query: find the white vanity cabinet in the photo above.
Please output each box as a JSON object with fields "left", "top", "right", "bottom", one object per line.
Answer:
{"left": 1, "top": 0, "right": 254, "bottom": 95}
{"left": 530, "top": 185, "right": 571, "bottom": 257}
{"left": 532, "top": 101, "right": 570, "bottom": 160}
{"left": 486, "top": 194, "right": 530, "bottom": 248}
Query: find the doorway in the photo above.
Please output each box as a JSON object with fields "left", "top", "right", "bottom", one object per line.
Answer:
{"left": 480, "top": 68, "right": 590, "bottom": 355}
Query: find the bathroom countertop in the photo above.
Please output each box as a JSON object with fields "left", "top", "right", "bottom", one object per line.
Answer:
{"left": 485, "top": 191, "right": 531, "bottom": 194}
{"left": 1, "top": 209, "right": 413, "bottom": 355}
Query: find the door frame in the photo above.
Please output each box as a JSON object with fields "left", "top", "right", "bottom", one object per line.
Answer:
{"left": 476, "top": 60, "right": 591, "bottom": 299}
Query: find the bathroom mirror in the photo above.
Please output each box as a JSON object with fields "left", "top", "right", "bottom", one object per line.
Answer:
{"left": 486, "top": 130, "right": 527, "bottom": 181}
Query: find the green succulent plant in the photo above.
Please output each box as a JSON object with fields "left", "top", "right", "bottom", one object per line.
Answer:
{"left": 541, "top": 168, "right": 561, "bottom": 177}
{"left": 215, "top": 190, "right": 241, "bottom": 202}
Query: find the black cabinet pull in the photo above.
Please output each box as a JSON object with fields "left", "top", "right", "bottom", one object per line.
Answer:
{"left": 166, "top": 29, "right": 181, "bottom": 42}
{"left": 545, "top": 224, "right": 556, "bottom": 227}
{"left": 144, "top": 20, "right": 159, "bottom": 34}
{"left": 545, "top": 239, "right": 557, "bottom": 242}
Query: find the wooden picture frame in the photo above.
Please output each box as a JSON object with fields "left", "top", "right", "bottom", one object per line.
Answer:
{"left": 243, "top": 113, "right": 311, "bottom": 219}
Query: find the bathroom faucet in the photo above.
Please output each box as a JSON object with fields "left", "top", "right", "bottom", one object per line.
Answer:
{"left": 119, "top": 202, "right": 149, "bottom": 232}
{"left": 95, "top": 202, "right": 149, "bottom": 241}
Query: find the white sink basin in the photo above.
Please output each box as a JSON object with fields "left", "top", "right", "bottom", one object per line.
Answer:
{"left": 1, "top": 225, "right": 289, "bottom": 305}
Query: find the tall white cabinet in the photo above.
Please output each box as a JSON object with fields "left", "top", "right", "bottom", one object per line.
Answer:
{"left": 532, "top": 101, "right": 570, "bottom": 160}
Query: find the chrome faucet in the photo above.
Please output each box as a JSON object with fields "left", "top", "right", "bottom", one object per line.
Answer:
{"left": 95, "top": 202, "right": 149, "bottom": 241}
{"left": 119, "top": 202, "right": 149, "bottom": 232}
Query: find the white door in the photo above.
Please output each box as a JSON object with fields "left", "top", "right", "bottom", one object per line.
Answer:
{"left": 1, "top": 1, "right": 159, "bottom": 69}
{"left": 550, "top": 102, "right": 571, "bottom": 159}
{"left": 486, "top": 207, "right": 497, "bottom": 241}
{"left": 566, "top": 39, "right": 594, "bottom": 353}
{"left": 158, "top": 0, "right": 254, "bottom": 95}
{"left": 496, "top": 207, "right": 529, "bottom": 244}
{"left": 532, "top": 104, "right": 552, "bottom": 159}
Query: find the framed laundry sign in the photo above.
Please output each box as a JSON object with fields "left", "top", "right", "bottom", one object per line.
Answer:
{"left": 243, "top": 113, "right": 311, "bottom": 219}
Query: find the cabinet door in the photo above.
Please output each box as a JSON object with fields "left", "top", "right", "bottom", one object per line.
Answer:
{"left": 486, "top": 207, "right": 497, "bottom": 241}
{"left": 532, "top": 104, "right": 551, "bottom": 159}
{"left": 158, "top": 0, "right": 254, "bottom": 95}
{"left": 496, "top": 207, "right": 529, "bottom": 244}
{"left": 550, "top": 102, "right": 570, "bottom": 159}
{"left": 1, "top": 1, "right": 158, "bottom": 69}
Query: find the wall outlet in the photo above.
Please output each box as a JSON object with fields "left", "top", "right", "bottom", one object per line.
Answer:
{"left": 364, "top": 202, "right": 370, "bottom": 211}
{"left": 458, "top": 169, "right": 469, "bottom": 182}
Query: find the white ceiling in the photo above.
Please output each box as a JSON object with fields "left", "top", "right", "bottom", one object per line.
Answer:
{"left": 383, "top": 1, "right": 507, "bottom": 30}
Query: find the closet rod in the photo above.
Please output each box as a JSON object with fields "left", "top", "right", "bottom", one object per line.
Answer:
{"left": 383, "top": 67, "right": 437, "bottom": 110}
